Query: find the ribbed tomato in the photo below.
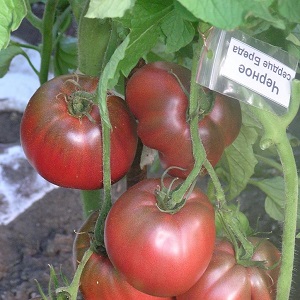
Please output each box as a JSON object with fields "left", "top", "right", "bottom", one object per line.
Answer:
{"left": 73, "top": 211, "right": 174, "bottom": 300}
{"left": 176, "top": 237, "right": 281, "bottom": 300}
{"left": 125, "top": 61, "right": 242, "bottom": 178}
{"left": 20, "top": 74, "right": 137, "bottom": 189}
{"left": 104, "top": 177, "right": 216, "bottom": 297}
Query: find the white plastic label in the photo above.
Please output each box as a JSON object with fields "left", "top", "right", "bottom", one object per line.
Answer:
{"left": 221, "top": 38, "right": 296, "bottom": 108}
{"left": 197, "top": 29, "right": 299, "bottom": 115}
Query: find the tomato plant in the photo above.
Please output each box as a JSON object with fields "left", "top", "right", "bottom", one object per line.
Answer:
{"left": 20, "top": 74, "right": 138, "bottom": 190}
{"left": 125, "top": 61, "right": 242, "bottom": 178}
{"left": 73, "top": 211, "right": 174, "bottom": 300}
{"left": 104, "top": 177, "right": 216, "bottom": 297}
{"left": 2, "top": 1, "right": 300, "bottom": 300}
{"left": 176, "top": 237, "right": 281, "bottom": 300}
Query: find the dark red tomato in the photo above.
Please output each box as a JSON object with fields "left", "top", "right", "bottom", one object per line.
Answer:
{"left": 104, "top": 177, "right": 216, "bottom": 297}
{"left": 73, "top": 211, "right": 174, "bottom": 300}
{"left": 20, "top": 74, "right": 137, "bottom": 189}
{"left": 176, "top": 237, "right": 281, "bottom": 300}
{"left": 125, "top": 62, "right": 242, "bottom": 178}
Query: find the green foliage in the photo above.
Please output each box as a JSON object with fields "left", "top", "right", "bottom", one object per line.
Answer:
{"left": 160, "top": 9, "right": 195, "bottom": 53}
{"left": 214, "top": 125, "right": 258, "bottom": 200}
{"left": 0, "top": 44, "right": 25, "bottom": 77}
{"left": 54, "top": 36, "right": 77, "bottom": 75}
{"left": 85, "top": 0, "right": 135, "bottom": 19}
{"left": 0, "top": 0, "right": 27, "bottom": 50}
{"left": 278, "top": 0, "right": 300, "bottom": 23}
{"left": 117, "top": 0, "right": 173, "bottom": 77}
{"left": 251, "top": 176, "right": 300, "bottom": 229}
{"left": 176, "top": 0, "right": 284, "bottom": 30}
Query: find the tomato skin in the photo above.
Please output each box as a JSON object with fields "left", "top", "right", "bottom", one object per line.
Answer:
{"left": 176, "top": 237, "right": 281, "bottom": 300}
{"left": 73, "top": 212, "right": 174, "bottom": 300}
{"left": 125, "top": 62, "right": 242, "bottom": 178}
{"left": 104, "top": 178, "right": 216, "bottom": 297}
{"left": 20, "top": 74, "right": 137, "bottom": 190}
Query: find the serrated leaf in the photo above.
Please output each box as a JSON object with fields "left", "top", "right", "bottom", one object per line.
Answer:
{"left": 215, "top": 125, "right": 258, "bottom": 200}
{"left": 117, "top": 0, "right": 173, "bottom": 77}
{"left": 278, "top": 0, "right": 300, "bottom": 23}
{"left": 160, "top": 10, "right": 195, "bottom": 53}
{"left": 0, "top": 0, "right": 27, "bottom": 50}
{"left": 176, "top": 0, "right": 284, "bottom": 30}
{"left": 245, "top": 2, "right": 285, "bottom": 30}
{"left": 176, "top": 0, "right": 243, "bottom": 29}
{"left": 253, "top": 176, "right": 300, "bottom": 228}
{"left": 0, "top": 44, "right": 25, "bottom": 77}
{"left": 86, "top": 0, "right": 135, "bottom": 19}
{"left": 54, "top": 36, "right": 78, "bottom": 76}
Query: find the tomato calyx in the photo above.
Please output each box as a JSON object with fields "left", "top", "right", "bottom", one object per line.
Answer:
{"left": 67, "top": 90, "right": 96, "bottom": 122}
{"left": 155, "top": 168, "right": 195, "bottom": 214}
{"left": 155, "top": 181, "right": 186, "bottom": 214}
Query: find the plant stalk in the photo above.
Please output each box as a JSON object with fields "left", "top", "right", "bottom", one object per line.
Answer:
{"left": 247, "top": 80, "right": 300, "bottom": 300}
{"left": 275, "top": 134, "right": 298, "bottom": 300}
{"left": 171, "top": 40, "right": 207, "bottom": 203}
{"left": 39, "top": 0, "right": 59, "bottom": 84}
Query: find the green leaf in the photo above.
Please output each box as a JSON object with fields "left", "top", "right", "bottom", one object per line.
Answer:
{"left": 176, "top": 0, "right": 244, "bottom": 29}
{"left": 0, "top": 44, "right": 25, "bottom": 77}
{"left": 85, "top": 0, "right": 135, "bottom": 19}
{"left": 160, "top": 10, "right": 195, "bottom": 53}
{"left": 0, "top": 0, "right": 27, "bottom": 50}
{"left": 54, "top": 36, "right": 78, "bottom": 76}
{"left": 296, "top": 232, "right": 300, "bottom": 238}
{"left": 215, "top": 125, "right": 258, "bottom": 200}
{"left": 278, "top": 0, "right": 300, "bottom": 23}
{"left": 176, "top": 0, "right": 284, "bottom": 30}
{"left": 252, "top": 176, "right": 300, "bottom": 228}
{"left": 97, "top": 36, "right": 130, "bottom": 126}
{"left": 118, "top": 0, "right": 173, "bottom": 77}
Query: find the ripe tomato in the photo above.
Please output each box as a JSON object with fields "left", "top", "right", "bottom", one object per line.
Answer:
{"left": 104, "top": 177, "right": 216, "bottom": 297}
{"left": 176, "top": 237, "right": 281, "bottom": 300}
{"left": 73, "top": 211, "right": 174, "bottom": 300}
{"left": 125, "top": 61, "right": 242, "bottom": 178}
{"left": 20, "top": 74, "right": 137, "bottom": 189}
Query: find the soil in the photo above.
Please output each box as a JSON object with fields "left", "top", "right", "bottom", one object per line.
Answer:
{"left": 1, "top": 6, "right": 299, "bottom": 299}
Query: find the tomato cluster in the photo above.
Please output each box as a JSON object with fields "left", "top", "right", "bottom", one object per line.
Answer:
{"left": 20, "top": 63, "right": 280, "bottom": 299}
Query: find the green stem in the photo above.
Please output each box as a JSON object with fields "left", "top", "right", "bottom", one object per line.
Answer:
{"left": 254, "top": 154, "right": 283, "bottom": 172}
{"left": 25, "top": 0, "right": 43, "bottom": 31}
{"left": 39, "top": 0, "right": 59, "bottom": 84}
{"left": 80, "top": 190, "right": 102, "bottom": 218}
{"left": 247, "top": 80, "right": 300, "bottom": 300}
{"left": 55, "top": 248, "right": 93, "bottom": 299}
{"left": 172, "top": 40, "right": 207, "bottom": 203}
{"left": 203, "top": 160, "right": 226, "bottom": 203}
{"left": 93, "top": 113, "right": 112, "bottom": 248}
{"left": 77, "top": 1, "right": 117, "bottom": 76}
{"left": 276, "top": 135, "right": 298, "bottom": 300}
{"left": 22, "top": 51, "right": 40, "bottom": 77}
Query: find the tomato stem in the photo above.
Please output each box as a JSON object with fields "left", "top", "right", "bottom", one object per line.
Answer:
{"left": 247, "top": 80, "right": 300, "bottom": 300}
{"left": 77, "top": 2, "right": 118, "bottom": 76}
{"left": 24, "top": 0, "right": 43, "bottom": 31}
{"left": 171, "top": 38, "right": 207, "bottom": 204}
{"left": 80, "top": 190, "right": 102, "bottom": 218}
{"left": 39, "top": 0, "right": 59, "bottom": 84}
{"left": 55, "top": 248, "right": 93, "bottom": 299}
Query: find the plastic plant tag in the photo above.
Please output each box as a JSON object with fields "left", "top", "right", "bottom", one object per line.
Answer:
{"left": 197, "top": 28, "right": 299, "bottom": 115}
